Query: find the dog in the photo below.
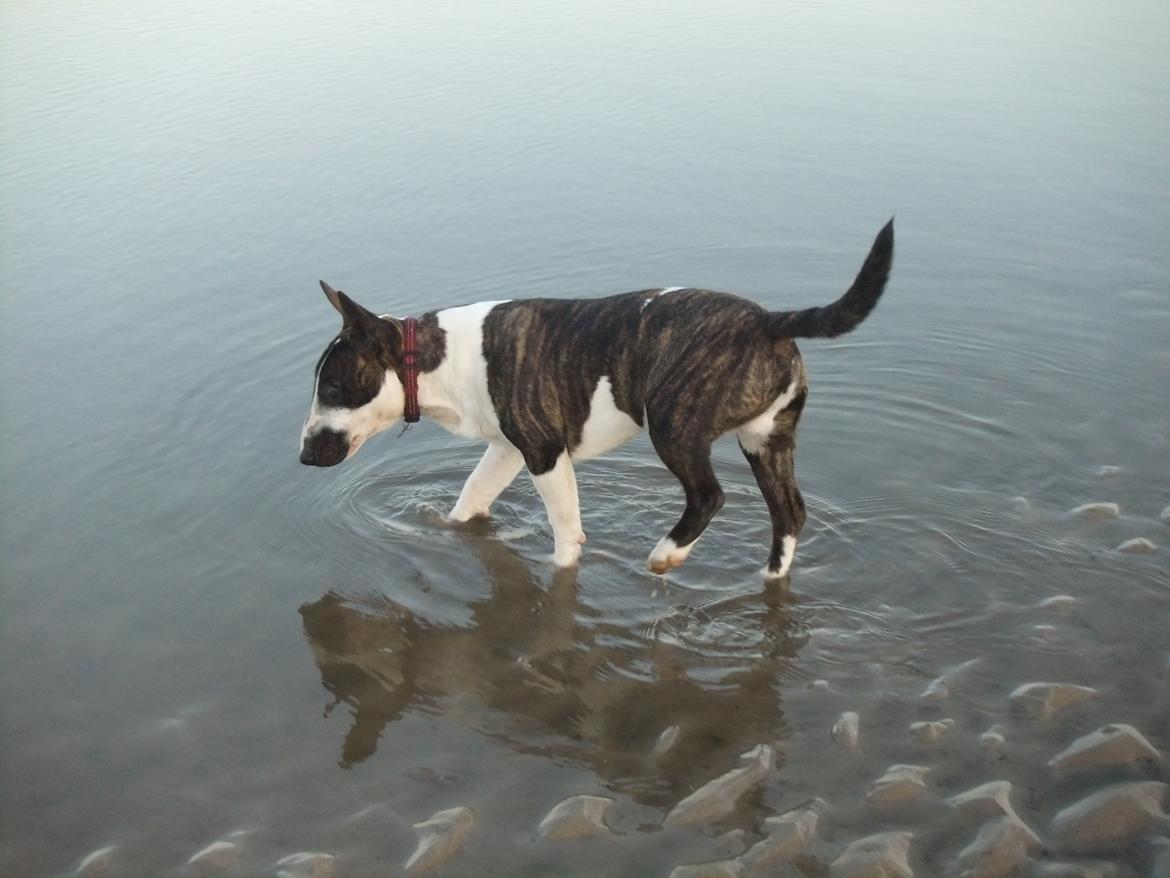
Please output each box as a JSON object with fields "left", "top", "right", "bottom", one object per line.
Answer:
{"left": 300, "top": 220, "right": 892, "bottom": 577}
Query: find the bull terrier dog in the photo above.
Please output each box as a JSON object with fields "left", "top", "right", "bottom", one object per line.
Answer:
{"left": 300, "top": 220, "right": 893, "bottom": 577}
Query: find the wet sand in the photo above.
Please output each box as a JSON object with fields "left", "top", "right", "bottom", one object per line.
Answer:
{"left": 52, "top": 461, "right": 1170, "bottom": 876}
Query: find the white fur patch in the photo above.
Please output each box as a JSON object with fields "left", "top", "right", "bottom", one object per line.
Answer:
{"left": 573, "top": 376, "right": 643, "bottom": 460}
{"left": 735, "top": 379, "right": 800, "bottom": 455}
{"left": 763, "top": 535, "right": 797, "bottom": 579}
{"left": 300, "top": 337, "right": 341, "bottom": 444}
{"left": 420, "top": 301, "right": 510, "bottom": 440}
{"left": 641, "top": 286, "right": 684, "bottom": 310}
{"left": 647, "top": 535, "right": 697, "bottom": 572}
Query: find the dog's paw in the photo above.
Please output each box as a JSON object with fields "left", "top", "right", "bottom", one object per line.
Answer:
{"left": 551, "top": 541, "right": 582, "bottom": 568}
{"left": 447, "top": 504, "right": 489, "bottom": 524}
{"left": 761, "top": 536, "right": 798, "bottom": 579}
{"left": 647, "top": 537, "right": 693, "bottom": 574}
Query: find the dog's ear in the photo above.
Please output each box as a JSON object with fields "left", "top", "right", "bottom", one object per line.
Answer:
{"left": 320, "top": 279, "right": 346, "bottom": 314}
{"left": 380, "top": 315, "right": 404, "bottom": 338}
{"left": 320, "top": 280, "right": 378, "bottom": 331}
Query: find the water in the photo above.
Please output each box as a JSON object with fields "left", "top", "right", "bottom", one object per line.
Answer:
{"left": 2, "top": 2, "right": 1168, "bottom": 875}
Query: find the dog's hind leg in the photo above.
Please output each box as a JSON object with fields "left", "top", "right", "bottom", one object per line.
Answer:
{"left": 646, "top": 423, "right": 724, "bottom": 574}
{"left": 738, "top": 392, "right": 808, "bottom": 579}
{"left": 449, "top": 443, "right": 524, "bottom": 522}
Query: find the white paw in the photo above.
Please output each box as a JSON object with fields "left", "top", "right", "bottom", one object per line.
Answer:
{"left": 448, "top": 503, "right": 488, "bottom": 523}
{"left": 647, "top": 536, "right": 694, "bottom": 574}
{"left": 552, "top": 541, "right": 582, "bottom": 568}
{"left": 762, "top": 536, "right": 797, "bottom": 579}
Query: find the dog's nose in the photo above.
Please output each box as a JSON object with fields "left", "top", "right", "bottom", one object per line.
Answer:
{"left": 299, "top": 446, "right": 316, "bottom": 465}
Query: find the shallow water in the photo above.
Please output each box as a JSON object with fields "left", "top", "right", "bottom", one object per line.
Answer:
{"left": 2, "top": 2, "right": 1168, "bottom": 876}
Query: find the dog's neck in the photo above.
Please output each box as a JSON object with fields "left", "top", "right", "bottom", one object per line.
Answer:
{"left": 411, "top": 302, "right": 507, "bottom": 442}
{"left": 405, "top": 312, "right": 465, "bottom": 433}
{"left": 417, "top": 368, "right": 474, "bottom": 436}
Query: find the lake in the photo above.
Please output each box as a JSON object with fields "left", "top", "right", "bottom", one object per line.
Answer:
{"left": 1, "top": 2, "right": 1168, "bottom": 876}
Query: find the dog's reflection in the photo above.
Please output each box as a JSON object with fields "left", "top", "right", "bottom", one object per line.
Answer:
{"left": 299, "top": 535, "right": 804, "bottom": 805}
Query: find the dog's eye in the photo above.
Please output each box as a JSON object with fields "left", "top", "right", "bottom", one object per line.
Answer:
{"left": 320, "top": 380, "right": 342, "bottom": 403}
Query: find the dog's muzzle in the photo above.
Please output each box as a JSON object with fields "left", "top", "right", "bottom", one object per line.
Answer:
{"left": 300, "top": 427, "right": 349, "bottom": 467}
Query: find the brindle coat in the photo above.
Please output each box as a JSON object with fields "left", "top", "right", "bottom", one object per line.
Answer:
{"left": 300, "top": 220, "right": 893, "bottom": 577}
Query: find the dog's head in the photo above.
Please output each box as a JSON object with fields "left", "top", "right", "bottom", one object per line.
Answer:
{"left": 299, "top": 281, "right": 406, "bottom": 467}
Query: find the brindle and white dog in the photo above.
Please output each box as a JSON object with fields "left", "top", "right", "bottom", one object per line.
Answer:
{"left": 300, "top": 220, "right": 893, "bottom": 577}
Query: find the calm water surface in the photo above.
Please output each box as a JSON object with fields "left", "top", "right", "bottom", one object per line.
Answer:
{"left": 2, "top": 3, "right": 1168, "bottom": 876}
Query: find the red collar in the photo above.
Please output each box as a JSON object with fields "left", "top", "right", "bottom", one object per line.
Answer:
{"left": 402, "top": 316, "right": 420, "bottom": 423}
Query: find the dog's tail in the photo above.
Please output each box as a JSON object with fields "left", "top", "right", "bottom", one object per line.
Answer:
{"left": 769, "top": 219, "right": 894, "bottom": 339}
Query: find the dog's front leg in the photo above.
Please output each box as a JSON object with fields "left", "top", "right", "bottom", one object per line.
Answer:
{"left": 449, "top": 443, "right": 524, "bottom": 522}
{"left": 529, "top": 451, "right": 585, "bottom": 568}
